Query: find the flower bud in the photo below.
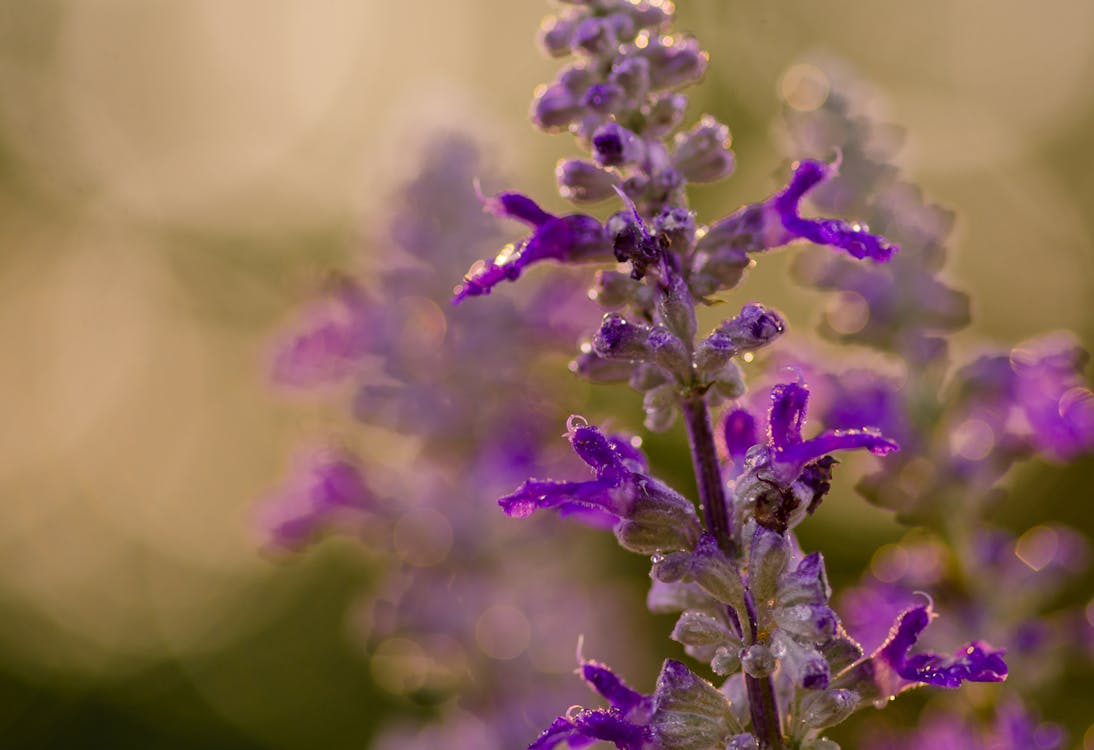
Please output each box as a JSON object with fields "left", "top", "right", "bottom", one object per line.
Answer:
{"left": 640, "top": 34, "right": 708, "bottom": 90}
{"left": 531, "top": 82, "right": 581, "bottom": 131}
{"left": 651, "top": 660, "right": 740, "bottom": 747}
{"left": 537, "top": 12, "right": 578, "bottom": 57}
{"left": 591, "top": 269, "right": 640, "bottom": 308}
{"left": 693, "top": 331, "right": 734, "bottom": 375}
{"left": 592, "top": 122, "right": 645, "bottom": 167}
{"left": 776, "top": 552, "right": 831, "bottom": 608}
{"left": 593, "top": 313, "right": 651, "bottom": 360}
{"left": 651, "top": 550, "right": 692, "bottom": 582}
{"left": 656, "top": 270, "right": 697, "bottom": 344}
{"left": 715, "top": 303, "right": 786, "bottom": 352}
{"left": 609, "top": 55, "right": 651, "bottom": 103}
{"left": 580, "top": 82, "right": 625, "bottom": 114}
{"left": 630, "top": 362, "right": 670, "bottom": 391}
{"left": 557, "top": 158, "right": 620, "bottom": 203}
{"left": 711, "top": 646, "right": 742, "bottom": 676}
{"left": 773, "top": 603, "right": 837, "bottom": 642}
{"left": 672, "top": 611, "right": 735, "bottom": 648}
{"left": 655, "top": 206, "right": 697, "bottom": 250}
{"left": 771, "top": 633, "right": 830, "bottom": 690}
{"left": 570, "top": 348, "right": 635, "bottom": 382}
{"left": 820, "top": 635, "right": 863, "bottom": 674}
{"left": 741, "top": 644, "right": 776, "bottom": 678}
{"left": 713, "top": 362, "right": 746, "bottom": 399}
{"left": 690, "top": 534, "right": 746, "bottom": 611}
{"left": 648, "top": 325, "right": 690, "bottom": 378}
{"left": 800, "top": 689, "right": 859, "bottom": 730}
{"left": 645, "top": 92, "right": 688, "bottom": 137}
{"left": 644, "top": 383, "right": 678, "bottom": 432}
{"left": 572, "top": 16, "right": 618, "bottom": 57}
{"left": 617, "top": 494, "right": 699, "bottom": 555}
{"left": 673, "top": 115, "right": 735, "bottom": 183}
{"left": 749, "top": 526, "right": 790, "bottom": 603}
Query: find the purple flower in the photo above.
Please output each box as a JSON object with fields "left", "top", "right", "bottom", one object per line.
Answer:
{"left": 453, "top": 191, "right": 611, "bottom": 303}
{"left": 702, "top": 159, "right": 897, "bottom": 264}
{"left": 529, "top": 659, "right": 654, "bottom": 750}
{"left": 255, "top": 448, "right": 374, "bottom": 552}
{"left": 498, "top": 418, "right": 701, "bottom": 552}
{"left": 762, "top": 380, "right": 900, "bottom": 484}
{"left": 875, "top": 604, "right": 1007, "bottom": 690}
{"left": 498, "top": 417, "right": 651, "bottom": 521}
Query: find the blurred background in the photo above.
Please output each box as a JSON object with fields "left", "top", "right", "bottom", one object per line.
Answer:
{"left": 0, "top": 0, "right": 1092, "bottom": 748}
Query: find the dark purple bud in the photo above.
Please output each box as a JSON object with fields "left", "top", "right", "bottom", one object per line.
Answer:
{"left": 593, "top": 122, "right": 645, "bottom": 167}
{"left": 672, "top": 115, "right": 735, "bottom": 183}
{"left": 557, "top": 158, "right": 621, "bottom": 203}
{"left": 593, "top": 313, "right": 652, "bottom": 360}
{"left": 715, "top": 303, "right": 786, "bottom": 353}
{"left": 610, "top": 196, "right": 667, "bottom": 280}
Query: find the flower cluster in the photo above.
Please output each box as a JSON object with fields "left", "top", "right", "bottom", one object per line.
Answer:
{"left": 256, "top": 3, "right": 1094, "bottom": 748}
{"left": 443, "top": 3, "right": 1043, "bottom": 749}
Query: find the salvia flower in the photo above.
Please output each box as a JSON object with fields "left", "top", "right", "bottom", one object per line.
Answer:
{"left": 873, "top": 604, "right": 1008, "bottom": 690}
{"left": 453, "top": 191, "right": 611, "bottom": 303}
